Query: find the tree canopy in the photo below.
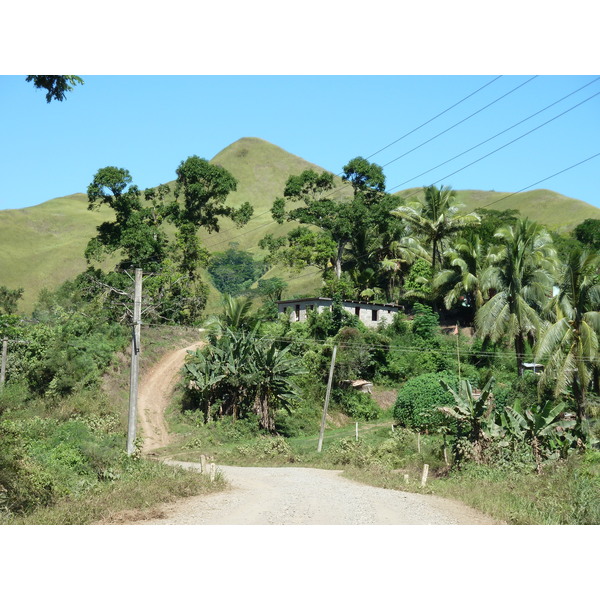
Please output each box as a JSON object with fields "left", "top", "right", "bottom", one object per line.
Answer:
{"left": 26, "top": 76, "right": 84, "bottom": 103}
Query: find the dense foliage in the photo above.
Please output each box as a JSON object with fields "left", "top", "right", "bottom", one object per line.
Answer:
{"left": 208, "top": 245, "right": 266, "bottom": 295}
{"left": 394, "top": 371, "right": 459, "bottom": 432}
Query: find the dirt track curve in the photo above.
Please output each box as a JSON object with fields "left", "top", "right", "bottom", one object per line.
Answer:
{"left": 135, "top": 342, "right": 502, "bottom": 525}
{"left": 138, "top": 342, "right": 203, "bottom": 453}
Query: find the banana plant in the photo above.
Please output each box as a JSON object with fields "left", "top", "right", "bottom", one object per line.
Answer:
{"left": 438, "top": 375, "right": 499, "bottom": 463}
{"left": 502, "top": 398, "right": 575, "bottom": 473}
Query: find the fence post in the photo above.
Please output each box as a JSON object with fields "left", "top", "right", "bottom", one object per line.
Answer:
{"left": 421, "top": 464, "right": 429, "bottom": 487}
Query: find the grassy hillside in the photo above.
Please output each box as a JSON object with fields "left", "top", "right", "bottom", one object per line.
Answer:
{"left": 0, "top": 195, "right": 115, "bottom": 312}
{"left": 455, "top": 188, "right": 600, "bottom": 233}
{"left": 1, "top": 136, "right": 599, "bottom": 313}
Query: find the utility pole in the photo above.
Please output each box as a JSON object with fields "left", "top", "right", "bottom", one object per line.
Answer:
{"left": 317, "top": 345, "right": 337, "bottom": 453}
{"left": 0, "top": 338, "right": 7, "bottom": 389}
{"left": 126, "top": 268, "right": 142, "bottom": 456}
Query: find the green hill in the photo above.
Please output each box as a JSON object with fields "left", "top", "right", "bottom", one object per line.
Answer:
{"left": 1, "top": 136, "right": 599, "bottom": 314}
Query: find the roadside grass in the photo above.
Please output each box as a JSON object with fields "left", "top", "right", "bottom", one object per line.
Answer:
{"left": 0, "top": 326, "right": 216, "bottom": 526}
{"left": 2, "top": 459, "right": 225, "bottom": 525}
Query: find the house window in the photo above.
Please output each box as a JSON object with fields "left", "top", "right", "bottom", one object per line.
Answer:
{"left": 295, "top": 304, "right": 300, "bottom": 321}
{"left": 355, "top": 307, "right": 360, "bottom": 316}
{"left": 371, "top": 309, "right": 378, "bottom": 321}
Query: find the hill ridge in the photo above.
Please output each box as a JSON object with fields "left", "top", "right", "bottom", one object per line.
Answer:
{"left": 2, "top": 137, "right": 599, "bottom": 312}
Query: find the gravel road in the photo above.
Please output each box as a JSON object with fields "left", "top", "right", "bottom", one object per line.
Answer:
{"left": 133, "top": 461, "right": 500, "bottom": 525}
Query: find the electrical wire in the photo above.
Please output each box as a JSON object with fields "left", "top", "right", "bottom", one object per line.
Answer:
{"left": 142, "top": 323, "right": 598, "bottom": 363}
{"left": 393, "top": 76, "right": 600, "bottom": 189}
{"left": 388, "top": 88, "right": 600, "bottom": 196}
{"left": 199, "top": 76, "right": 507, "bottom": 245}
{"left": 202, "top": 77, "right": 596, "bottom": 254}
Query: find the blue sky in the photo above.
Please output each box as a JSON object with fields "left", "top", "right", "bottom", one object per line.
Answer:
{"left": 1, "top": 74, "right": 599, "bottom": 212}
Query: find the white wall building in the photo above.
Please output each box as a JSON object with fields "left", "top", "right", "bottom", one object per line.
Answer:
{"left": 276, "top": 297, "right": 401, "bottom": 329}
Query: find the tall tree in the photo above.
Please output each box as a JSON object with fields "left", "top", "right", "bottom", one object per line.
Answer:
{"left": 477, "top": 219, "right": 558, "bottom": 376}
{"left": 86, "top": 167, "right": 174, "bottom": 270}
{"left": 261, "top": 169, "right": 351, "bottom": 279}
{"left": 392, "top": 185, "right": 480, "bottom": 275}
{"left": 536, "top": 247, "right": 600, "bottom": 442}
{"left": 573, "top": 218, "right": 600, "bottom": 251}
{"left": 261, "top": 157, "right": 401, "bottom": 300}
{"left": 433, "top": 231, "right": 486, "bottom": 320}
{"left": 173, "top": 156, "right": 253, "bottom": 280}
{"left": 0, "top": 286, "right": 24, "bottom": 315}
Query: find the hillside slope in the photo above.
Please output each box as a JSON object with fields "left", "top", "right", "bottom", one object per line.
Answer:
{"left": 1, "top": 137, "right": 599, "bottom": 313}
{"left": 0, "top": 194, "right": 114, "bottom": 311}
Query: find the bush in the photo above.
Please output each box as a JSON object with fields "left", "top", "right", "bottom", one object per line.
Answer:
{"left": 325, "top": 439, "right": 374, "bottom": 467}
{"left": 236, "top": 436, "right": 295, "bottom": 462}
{"left": 393, "top": 371, "right": 459, "bottom": 432}
{"left": 332, "top": 389, "right": 380, "bottom": 421}
{"left": 411, "top": 302, "right": 439, "bottom": 340}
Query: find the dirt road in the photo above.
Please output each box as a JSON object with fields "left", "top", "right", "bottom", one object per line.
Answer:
{"left": 133, "top": 461, "right": 500, "bottom": 525}
{"left": 138, "top": 342, "right": 203, "bottom": 453}
{"left": 134, "top": 342, "right": 501, "bottom": 525}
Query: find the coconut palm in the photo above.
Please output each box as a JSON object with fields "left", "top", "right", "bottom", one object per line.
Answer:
{"left": 433, "top": 230, "right": 485, "bottom": 319}
{"left": 476, "top": 219, "right": 558, "bottom": 376}
{"left": 535, "top": 248, "right": 600, "bottom": 441}
{"left": 392, "top": 185, "right": 480, "bottom": 275}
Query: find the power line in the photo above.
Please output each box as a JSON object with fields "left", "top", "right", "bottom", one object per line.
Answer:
{"left": 360, "top": 76, "right": 504, "bottom": 162}
{"left": 199, "top": 77, "right": 507, "bottom": 246}
{"left": 178, "top": 327, "right": 578, "bottom": 363}
{"left": 204, "top": 76, "right": 593, "bottom": 254}
{"left": 393, "top": 76, "right": 600, "bottom": 189}
{"left": 380, "top": 76, "right": 538, "bottom": 170}
{"left": 475, "top": 151, "right": 600, "bottom": 211}
{"left": 387, "top": 88, "right": 600, "bottom": 196}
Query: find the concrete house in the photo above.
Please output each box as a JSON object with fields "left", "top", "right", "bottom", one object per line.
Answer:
{"left": 276, "top": 297, "right": 401, "bottom": 329}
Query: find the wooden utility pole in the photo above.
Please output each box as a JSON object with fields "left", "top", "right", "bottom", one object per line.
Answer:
{"left": 317, "top": 345, "right": 337, "bottom": 452}
{"left": 0, "top": 337, "right": 7, "bottom": 389}
{"left": 126, "top": 268, "right": 142, "bottom": 456}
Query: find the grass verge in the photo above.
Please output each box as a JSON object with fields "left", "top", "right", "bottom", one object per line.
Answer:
{"left": 2, "top": 459, "right": 226, "bottom": 525}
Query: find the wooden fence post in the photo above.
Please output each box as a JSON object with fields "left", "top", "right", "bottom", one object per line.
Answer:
{"left": 421, "top": 464, "right": 429, "bottom": 487}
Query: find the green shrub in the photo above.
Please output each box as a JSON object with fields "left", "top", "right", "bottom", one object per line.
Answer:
{"left": 393, "top": 371, "right": 459, "bottom": 432}
{"left": 332, "top": 389, "right": 380, "bottom": 421}
{"left": 325, "top": 439, "right": 374, "bottom": 467}
{"left": 236, "top": 436, "right": 295, "bottom": 461}
{"left": 411, "top": 302, "right": 439, "bottom": 339}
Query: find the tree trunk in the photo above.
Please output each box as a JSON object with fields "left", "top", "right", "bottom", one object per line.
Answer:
{"left": 515, "top": 334, "right": 525, "bottom": 376}
{"left": 573, "top": 373, "right": 587, "bottom": 445}
{"left": 254, "top": 393, "right": 274, "bottom": 432}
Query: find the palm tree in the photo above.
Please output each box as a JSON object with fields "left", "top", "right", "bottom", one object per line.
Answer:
{"left": 203, "top": 294, "right": 256, "bottom": 341}
{"left": 433, "top": 231, "right": 485, "bottom": 319}
{"left": 392, "top": 185, "right": 480, "bottom": 275}
{"left": 535, "top": 248, "right": 600, "bottom": 441}
{"left": 476, "top": 219, "right": 558, "bottom": 376}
